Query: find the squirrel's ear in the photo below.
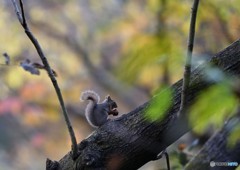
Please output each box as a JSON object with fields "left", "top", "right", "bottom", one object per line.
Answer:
{"left": 106, "top": 95, "right": 111, "bottom": 100}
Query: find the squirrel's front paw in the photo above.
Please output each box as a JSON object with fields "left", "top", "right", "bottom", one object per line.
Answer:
{"left": 109, "top": 108, "right": 118, "bottom": 116}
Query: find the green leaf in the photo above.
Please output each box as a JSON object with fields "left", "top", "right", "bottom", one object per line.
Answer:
{"left": 189, "top": 83, "right": 238, "bottom": 134}
{"left": 145, "top": 87, "right": 173, "bottom": 122}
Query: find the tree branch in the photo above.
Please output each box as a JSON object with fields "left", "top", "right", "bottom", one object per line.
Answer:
{"left": 179, "top": 0, "right": 200, "bottom": 116}
{"left": 185, "top": 115, "right": 240, "bottom": 170}
{"left": 11, "top": 0, "right": 78, "bottom": 159}
{"left": 50, "top": 40, "right": 240, "bottom": 169}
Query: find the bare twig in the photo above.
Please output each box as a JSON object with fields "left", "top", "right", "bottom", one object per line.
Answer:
{"left": 179, "top": 0, "right": 200, "bottom": 116}
{"left": 157, "top": 149, "right": 171, "bottom": 170}
{"left": 165, "top": 151, "right": 170, "bottom": 170}
{"left": 10, "top": 0, "right": 23, "bottom": 23}
{"left": 11, "top": 0, "right": 78, "bottom": 159}
{"left": 19, "top": 0, "right": 27, "bottom": 27}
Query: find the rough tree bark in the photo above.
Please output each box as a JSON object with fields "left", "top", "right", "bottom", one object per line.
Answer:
{"left": 47, "top": 39, "right": 240, "bottom": 170}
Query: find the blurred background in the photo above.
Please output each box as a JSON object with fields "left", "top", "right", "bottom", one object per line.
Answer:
{"left": 0, "top": 0, "right": 239, "bottom": 169}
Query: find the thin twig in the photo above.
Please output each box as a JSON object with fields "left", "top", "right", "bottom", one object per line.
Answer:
{"left": 179, "top": 0, "right": 200, "bottom": 116}
{"left": 10, "top": 0, "right": 23, "bottom": 24}
{"left": 19, "top": 0, "right": 27, "bottom": 27}
{"left": 164, "top": 151, "right": 170, "bottom": 170}
{"left": 11, "top": 0, "right": 78, "bottom": 159}
{"left": 156, "top": 149, "right": 171, "bottom": 170}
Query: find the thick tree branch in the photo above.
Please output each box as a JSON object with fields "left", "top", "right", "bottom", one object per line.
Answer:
{"left": 185, "top": 115, "right": 240, "bottom": 170}
{"left": 11, "top": 0, "right": 78, "bottom": 159}
{"left": 49, "top": 40, "right": 240, "bottom": 170}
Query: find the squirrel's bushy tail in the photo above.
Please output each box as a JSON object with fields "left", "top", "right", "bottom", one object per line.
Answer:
{"left": 80, "top": 90, "right": 100, "bottom": 103}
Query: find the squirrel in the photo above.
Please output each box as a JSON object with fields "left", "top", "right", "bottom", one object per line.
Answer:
{"left": 80, "top": 90, "right": 118, "bottom": 128}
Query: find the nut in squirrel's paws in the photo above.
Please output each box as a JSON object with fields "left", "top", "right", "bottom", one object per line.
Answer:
{"left": 109, "top": 108, "right": 118, "bottom": 116}
{"left": 108, "top": 102, "right": 118, "bottom": 116}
